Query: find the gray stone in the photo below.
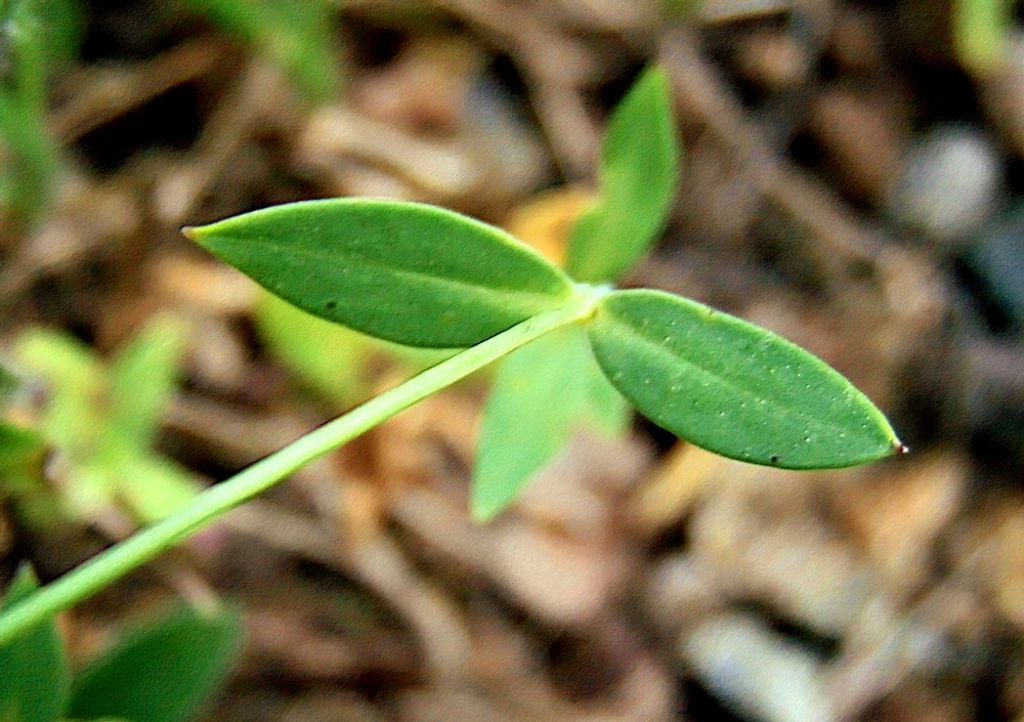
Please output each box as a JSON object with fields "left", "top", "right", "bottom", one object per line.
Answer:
{"left": 887, "top": 127, "right": 1002, "bottom": 244}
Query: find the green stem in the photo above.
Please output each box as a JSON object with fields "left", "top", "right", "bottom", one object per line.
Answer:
{"left": 0, "top": 291, "right": 598, "bottom": 645}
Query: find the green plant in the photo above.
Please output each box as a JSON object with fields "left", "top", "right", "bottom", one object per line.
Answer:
{"left": 0, "top": 76, "right": 903, "bottom": 649}
{"left": 6, "top": 315, "right": 199, "bottom": 526}
{"left": 0, "top": 565, "right": 242, "bottom": 722}
{"left": 0, "top": 0, "right": 83, "bottom": 225}
{"left": 183, "top": 0, "right": 341, "bottom": 102}
{"left": 0, "top": 196, "right": 902, "bottom": 645}
{"left": 474, "top": 66, "right": 678, "bottom": 519}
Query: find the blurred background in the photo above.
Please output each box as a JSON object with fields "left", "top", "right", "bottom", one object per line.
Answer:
{"left": 1, "top": 0, "right": 1023, "bottom": 720}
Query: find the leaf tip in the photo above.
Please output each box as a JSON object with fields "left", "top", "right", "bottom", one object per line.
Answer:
{"left": 180, "top": 225, "right": 198, "bottom": 241}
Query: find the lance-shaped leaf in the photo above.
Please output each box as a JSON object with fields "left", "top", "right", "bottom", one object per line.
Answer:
{"left": 588, "top": 290, "right": 902, "bottom": 469}
{"left": 472, "top": 326, "right": 629, "bottom": 520}
{"left": 186, "top": 199, "right": 575, "bottom": 348}
{"left": 565, "top": 66, "right": 680, "bottom": 284}
{"left": 67, "top": 606, "right": 243, "bottom": 722}
{"left": 0, "top": 565, "right": 70, "bottom": 722}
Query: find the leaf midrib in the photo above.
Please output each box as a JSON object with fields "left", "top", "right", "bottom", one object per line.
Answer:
{"left": 601, "top": 314, "right": 876, "bottom": 445}
{"left": 222, "top": 232, "right": 571, "bottom": 309}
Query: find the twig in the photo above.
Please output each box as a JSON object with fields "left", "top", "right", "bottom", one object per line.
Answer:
{"left": 53, "top": 38, "right": 232, "bottom": 142}
{"left": 428, "top": 0, "right": 600, "bottom": 178}
{"left": 660, "top": 27, "right": 892, "bottom": 286}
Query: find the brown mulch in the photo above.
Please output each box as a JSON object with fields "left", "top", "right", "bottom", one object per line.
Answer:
{"left": 3, "top": 2, "right": 1024, "bottom": 721}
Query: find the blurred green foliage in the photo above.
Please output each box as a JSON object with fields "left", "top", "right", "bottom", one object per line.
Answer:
{"left": 662, "top": 0, "right": 703, "bottom": 20}
{"left": 0, "top": 0, "right": 341, "bottom": 227}
{"left": 0, "top": 0, "right": 83, "bottom": 226}
{"left": 67, "top": 604, "right": 244, "bottom": 722}
{"left": 0, "top": 565, "right": 243, "bottom": 722}
{"left": 0, "top": 362, "right": 19, "bottom": 402}
{"left": 954, "top": 0, "right": 1014, "bottom": 75}
{"left": 7, "top": 315, "right": 199, "bottom": 526}
{"left": 183, "top": 0, "right": 341, "bottom": 102}
{"left": 0, "top": 566, "right": 70, "bottom": 722}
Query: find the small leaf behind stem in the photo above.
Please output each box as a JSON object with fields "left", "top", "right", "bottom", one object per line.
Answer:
{"left": 588, "top": 290, "right": 901, "bottom": 469}
{"left": 472, "top": 325, "right": 628, "bottom": 520}
{"left": 256, "top": 290, "right": 453, "bottom": 407}
{"left": 186, "top": 199, "right": 575, "bottom": 348}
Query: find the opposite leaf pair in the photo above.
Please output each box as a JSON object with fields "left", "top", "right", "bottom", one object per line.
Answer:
{"left": 475, "top": 66, "right": 678, "bottom": 519}
{"left": 188, "top": 207, "right": 902, "bottom": 524}
{"left": 186, "top": 65, "right": 900, "bottom": 524}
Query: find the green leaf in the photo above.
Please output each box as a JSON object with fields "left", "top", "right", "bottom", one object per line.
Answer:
{"left": 577, "top": 342, "right": 632, "bottom": 438}
{"left": 662, "top": 0, "right": 702, "bottom": 19}
{"left": 186, "top": 199, "right": 575, "bottom": 348}
{"left": 59, "top": 461, "right": 119, "bottom": 522}
{"left": 0, "top": 566, "right": 71, "bottom": 722}
{"left": 2, "top": 0, "right": 83, "bottom": 81}
{"left": 0, "top": 95, "right": 58, "bottom": 223}
{"left": 0, "top": 422, "right": 61, "bottom": 528}
{"left": 565, "top": 66, "right": 680, "bottom": 284}
{"left": 14, "top": 322, "right": 199, "bottom": 525}
{"left": 67, "top": 606, "right": 243, "bottom": 722}
{"left": 472, "top": 326, "right": 629, "bottom": 520}
{"left": 103, "top": 315, "right": 188, "bottom": 457}
{"left": 588, "top": 290, "right": 902, "bottom": 469}
{"left": 0, "top": 421, "right": 44, "bottom": 461}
